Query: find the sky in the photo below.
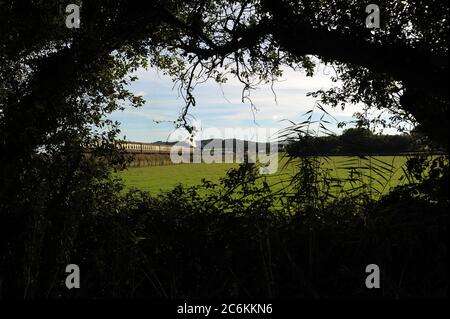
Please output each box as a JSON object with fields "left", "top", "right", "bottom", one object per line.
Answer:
{"left": 108, "top": 63, "right": 399, "bottom": 143}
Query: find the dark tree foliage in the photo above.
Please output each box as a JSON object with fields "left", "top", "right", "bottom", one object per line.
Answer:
{"left": 1, "top": 1, "right": 448, "bottom": 153}
{"left": 286, "top": 128, "right": 436, "bottom": 156}
{"left": 0, "top": 1, "right": 448, "bottom": 298}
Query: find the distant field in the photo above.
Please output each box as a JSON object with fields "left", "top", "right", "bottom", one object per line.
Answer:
{"left": 117, "top": 155, "right": 411, "bottom": 196}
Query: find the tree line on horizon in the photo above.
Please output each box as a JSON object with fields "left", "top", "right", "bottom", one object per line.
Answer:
{"left": 285, "top": 127, "right": 442, "bottom": 156}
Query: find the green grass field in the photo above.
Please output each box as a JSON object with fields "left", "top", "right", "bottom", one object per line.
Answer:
{"left": 118, "top": 155, "right": 411, "bottom": 195}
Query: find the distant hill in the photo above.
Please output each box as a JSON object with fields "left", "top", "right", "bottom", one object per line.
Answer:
{"left": 195, "top": 139, "right": 280, "bottom": 153}
{"left": 151, "top": 139, "right": 282, "bottom": 152}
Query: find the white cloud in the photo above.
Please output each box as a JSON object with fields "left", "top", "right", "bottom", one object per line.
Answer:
{"left": 134, "top": 91, "right": 147, "bottom": 97}
{"left": 110, "top": 65, "right": 394, "bottom": 141}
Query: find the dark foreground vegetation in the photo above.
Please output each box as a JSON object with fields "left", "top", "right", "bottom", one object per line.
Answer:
{"left": 0, "top": 1, "right": 448, "bottom": 299}
{"left": 1, "top": 154, "right": 448, "bottom": 298}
